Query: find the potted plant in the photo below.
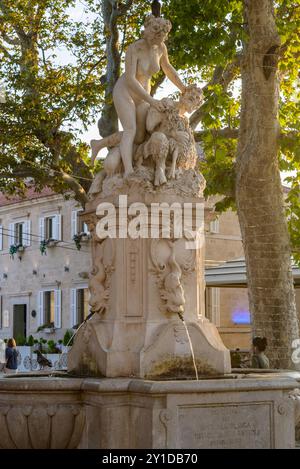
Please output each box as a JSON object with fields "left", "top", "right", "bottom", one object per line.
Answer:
{"left": 47, "top": 340, "right": 61, "bottom": 354}
{"left": 25, "top": 335, "right": 35, "bottom": 347}
{"left": 46, "top": 238, "right": 58, "bottom": 248}
{"left": 79, "top": 231, "right": 90, "bottom": 242}
{"left": 37, "top": 322, "right": 55, "bottom": 334}
{"left": 73, "top": 232, "right": 91, "bottom": 251}
{"left": 73, "top": 234, "right": 82, "bottom": 251}
{"left": 39, "top": 240, "right": 48, "bottom": 255}
{"left": 39, "top": 239, "right": 58, "bottom": 255}
{"left": 9, "top": 243, "right": 25, "bottom": 259}
{"left": 63, "top": 329, "right": 74, "bottom": 347}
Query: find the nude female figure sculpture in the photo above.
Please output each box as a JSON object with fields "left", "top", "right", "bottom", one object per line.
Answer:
{"left": 90, "top": 15, "right": 187, "bottom": 176}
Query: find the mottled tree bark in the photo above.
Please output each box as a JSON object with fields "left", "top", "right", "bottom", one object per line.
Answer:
{"left": 236, "top": 0, "right": 299, "bottom": 368}
{"left": 97, "top": 0, "right": 133, "bottom": 138}
{"left": 97, "top": 0, "right": 120, "bottom": 137}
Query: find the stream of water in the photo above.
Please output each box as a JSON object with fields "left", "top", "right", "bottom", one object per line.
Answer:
{"left": 178, "top": 312, "right": 199, "bottom": 380}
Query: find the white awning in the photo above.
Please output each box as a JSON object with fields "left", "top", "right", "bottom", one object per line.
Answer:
{"left": 205, "top": 258, "right": 300, "bottom": 288}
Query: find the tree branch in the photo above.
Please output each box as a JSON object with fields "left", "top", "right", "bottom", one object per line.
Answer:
{"left": 194, "top": 128, "right": 299, "bottom": 145}
{"left": 0, "top": 31, "right": 20, "bottom": 45}
{"left": 189, "top": 57, "right": 241, "bottom": 129}
{"left": 60, "top": 170, "right": 89, "bottom": 207}
{"left": 116, "top": 0, "right": 133, "bottom": 16}
{"left": 194, "top": 128, "right": 239, "bottom": 141}
{"left": 0, "top": 0, "right": 27, "bottom": 40}
{"left": 0, "top": 165, "right": 38, "bottom": 178}
{"left": 0, "top": 41, "right": 12, "bottom": 58}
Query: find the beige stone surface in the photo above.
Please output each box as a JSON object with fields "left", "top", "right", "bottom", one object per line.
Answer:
{"left": 91, "top": 14, "right": 186, "bottom": 176}
{"left": 0, "top": 193, "right": 91, "bottom": 342}
{"left": 1, "top": 373, "right": 299, "bottom": 449}
{"left": 68, "top": 175, "right": 231, "bottom": 377}
{"left": 0, "top": 377, "right": 84, "bottom": 449}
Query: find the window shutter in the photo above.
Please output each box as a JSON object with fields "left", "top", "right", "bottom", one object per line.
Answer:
{"left": 8, "top": 223, "right": 15, "bottom": 246}
{"left": 54, "top": 289, "right": 62, "bottom": 328}
{"left": 54, "top": 214, "right": 62, "bottom": 241}
{"left": 83, "top": 222, "right": 90, "bottom": 235}
{"left": 23, "top": 220, "right": 31, "bottom": 246}
{"left": 0, "top": 225, "right": 3, "bottom": 251}
{"left": 39, "top": 217, "right": 45, "bottom": 241}
{"left": 38, "top": 291, "right": 44, "bottom": 326}
{"left": 210, "top": 219, "right": 220, "bottom": 234}
{"left": 70, "top": 288, "right": 77, "bottom": 327}
{"left": 71, "top": 210, "right": 78, "bottom": 239}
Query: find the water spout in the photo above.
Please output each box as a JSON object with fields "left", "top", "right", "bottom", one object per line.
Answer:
{"left": 177, "top": 312, "right": 199, "bottom": 380}
{"left": 57, "top": 310, "right": 97, "bottom": 368}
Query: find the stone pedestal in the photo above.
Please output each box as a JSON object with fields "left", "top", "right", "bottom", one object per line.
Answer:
{"left": 68, "top": 171, "right": 230, "bottom": 377}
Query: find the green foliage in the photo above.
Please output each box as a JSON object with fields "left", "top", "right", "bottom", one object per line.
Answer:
{"left": 9, "top": 243, "right": 23, "bottom": 259}
{"left": 47, "top": 339, "right": 60, "bottom": 353}
{"left": 0, "top": 0, "right": 299, "bottom": 255}
{"left": 25, "top": 335, "right": 35, "bottom": 347}
{"left": 73, "top": 233, "right": 82, "bottom": 251}
{"left": 39, "top": 240, "right": 48, "bottom": 256}
{"left": 63, "top": 329, "right": 74, "bottom": 346}
{"left": 15, "top": 335, "right": 26, "bottom": 346}
{"left": 0, "top": 0, "right": 105, "bottom": 201}
{"left": 36, "top": 322, "right": 54, "bottom": 332}
{"left": 165, "top": 0, "right": 300, "bottom": 260}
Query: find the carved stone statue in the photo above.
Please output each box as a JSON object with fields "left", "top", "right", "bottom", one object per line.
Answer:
{"left": 90, "top": 14, "right": 187, "bottom": 175}
{"left": 138, "top": 85, "right": 203, "bottom": 184}
{"left": 89, "top": 85, "right": 203, "bottom": 191}
{"left": 69, "top": 10, "right": 231, "bottom": 379}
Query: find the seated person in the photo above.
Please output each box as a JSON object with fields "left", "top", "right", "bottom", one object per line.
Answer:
{"left": 251, "top": 336, "right": 270, "bottom": 369}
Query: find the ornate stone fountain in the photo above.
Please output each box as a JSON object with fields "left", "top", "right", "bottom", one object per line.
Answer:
{"left": 1, "top": 6, "right": 300, "bottom": 450}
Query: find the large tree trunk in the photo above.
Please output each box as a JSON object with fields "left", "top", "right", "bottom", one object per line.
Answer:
{"left": 236, "top": 0, "right": 299, "bottom": 368}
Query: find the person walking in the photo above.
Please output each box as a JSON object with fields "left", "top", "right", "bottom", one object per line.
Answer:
{"left": 5, "top": 338, "right": 19, "bottom": 374}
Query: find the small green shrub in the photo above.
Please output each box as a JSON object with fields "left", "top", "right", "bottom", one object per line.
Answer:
{"left": 47, "top": 340, "right": 61, "bottom": 353}
{"left": 16, "top": 335, "right": 26, "bottom": 346}
{"left": 63, "top": 329, "right": 74, "bottom": 346}
{"left": 26, "top": 335, "right": 35, "bottom": 347}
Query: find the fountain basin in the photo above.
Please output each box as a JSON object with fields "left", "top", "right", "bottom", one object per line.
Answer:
{"left": 0, "top": 376, "right": 84, "bottom": 449}
{"left": 0, "top": 372, "right": 299, "bottom": 449}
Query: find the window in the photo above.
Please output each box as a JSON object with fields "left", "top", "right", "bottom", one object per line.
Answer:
{"left": 71, "top": 210, "right": 89, "bottom": 238}
{"left": 38, "top": 290, "right": 61, "bottom": 328}
{"left": 8, "top": 221, "right": 31, "bottom": 246}
{"left": 210, "top": 219, "right": 220, "bottom": 234}
{"left": 45, "top": 217, "right": 54, "bottom": 240}
{"left": 44, "top": 291, "right": 55, "bottom": 324}
{"left": 15, "top": 222, "right": 23, "bottom": 245}
{"left": 70, "top": 287, "right": 90, "bottom": 327}
{"left": 39, "top": 214, "right": 62, "bottom": 241}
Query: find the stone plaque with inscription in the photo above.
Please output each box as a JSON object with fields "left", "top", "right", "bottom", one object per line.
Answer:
{"left": 178, "top": 404, "right": 272, "bottom": 449}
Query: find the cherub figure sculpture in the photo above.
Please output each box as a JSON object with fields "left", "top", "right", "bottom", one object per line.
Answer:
{"left": 88, "top": 85, "right": 203, "bottom": 193}
{"left": 138, "top": 85, "right": 203, "bottom": 185}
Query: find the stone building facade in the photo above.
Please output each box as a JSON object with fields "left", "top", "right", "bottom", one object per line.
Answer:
{"left": 0, "top": 188, "right": 91, "bottom": 343}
